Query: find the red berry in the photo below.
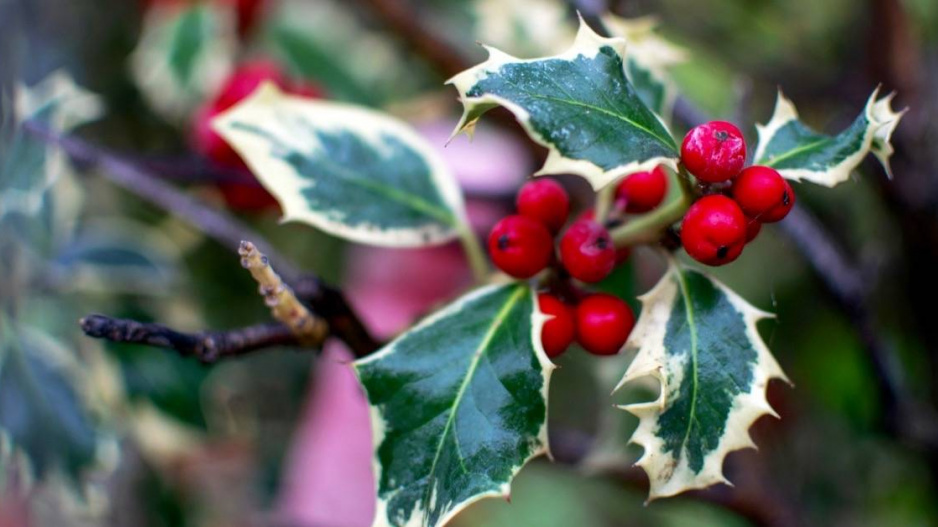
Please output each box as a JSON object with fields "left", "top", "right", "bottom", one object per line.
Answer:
{"left": 745, "top": 219, "right": 762, "bottom": 243}
{"left": 615, "top": 166, "right": 669, "bottom": 213}
{"left": 488, "top": 215, "right": 553, "bottom": 279}
{"left": 681, "top": 121, "right": 747, "bottom": 183}
{"left": 680, "top": 195, "right": 747, "bottom": 266}
{"left": 537, "top": 294, "right": 576, "bottom": 358}
{"left": 192, "top": 60, "right": 324, "bottom": 169}
{"left": 516, "top": 179, "right": 570, "bottom": 233}
{"left": 575, "top": 293, "right": 635, "bottom": 356}
{"left": 560, "top": 220, "right": 616, "bottom": 283}
{"left": 215, "top": 60, "right": 288, "bottom": 110}
{"left": 732, "top": 166, "right": 794, "bottom": 223}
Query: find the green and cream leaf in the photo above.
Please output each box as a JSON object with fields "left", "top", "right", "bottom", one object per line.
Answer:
{"left": 354, "top": 284, "right": 553, "bottom": 527}
{"left": 1, "top": 72, "right": 103, "bottom": 220}
{"left": 615, "top": 261, "right": 788, "bottom": 500}
{"left": 130, "top": 2, "right": 236, "bottom": 121}
{"left": 754, "top": 89, "right": 905, "bottom": 187}
{"left": 0, "top": 322, "right": 114, "bottom": 486}
{"left": 213, "top": 84, "right": 468, "bottom": 247}
{"left": 448, "top": 18, "right": 679, "bottom": 191}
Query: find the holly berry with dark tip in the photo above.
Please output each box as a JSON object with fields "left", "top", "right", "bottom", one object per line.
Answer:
{"left": 537, "top": 293, "right": 576, "bottom": 358}
{"left": 516, "top": 179, "right": 570, "bottom": 233}
{"left": 488, "top": 215, "right": 553, "bottom": 279}
{"left": 560, "top": 220, "right": 616, "bottom": 283}
{"left": 575, "top": 293, "right": 635, "bottom": 356}
{"left": 680, "top": 195, "right": 747, "bottom": 266}
{"left": 681, "top": 121, "right": 747, "bottom": 183}
{"left": 615, "top": 166, "right": 669, "bottom": 213}
{"left": 732, "top": 166, "right": 795, "bottom": 223}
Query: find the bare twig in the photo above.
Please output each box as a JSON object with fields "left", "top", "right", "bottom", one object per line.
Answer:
{"left": 79, "top": 315, "right": 300, "bottom": 363}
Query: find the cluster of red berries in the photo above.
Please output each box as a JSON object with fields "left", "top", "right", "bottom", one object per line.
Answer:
{"left": 679, "top": 121, "right": 795, "bottom": 266}
{"left": 488, "top": 178, "right": 656, "bottom": 358}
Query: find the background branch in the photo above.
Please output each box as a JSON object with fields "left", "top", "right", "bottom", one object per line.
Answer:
{"left": 79, "top": 315, "right": 300, "bottom": 363}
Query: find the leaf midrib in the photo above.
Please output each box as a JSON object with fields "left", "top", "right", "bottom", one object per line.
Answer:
{"left": 313, "top": 154, "right": 457, "bottom": 226}
{"left": 527, "top": 92, "right": 676, "bottom": 150}
{"left": 229, "top": 122, "right": 457, "bottom": 227}
{"left": 421, "top": 285, "right": 528, "bottom": 515}
{"left": 674, "top": 268, "right": 700, "bottom": 458}
{"left": 762, "top": 136, "right": 831, "bottom": 168}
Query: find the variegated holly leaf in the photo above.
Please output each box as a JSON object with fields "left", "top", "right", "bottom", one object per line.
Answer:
{"left": 754, "top": 89, "right": 905, "bottom": 187}
{"left": 0, "top": 321, "right": 108, "bottom": 485}
{"left": 602, "top": 15, "right": 687, "bottom": 123}
{"left": 213, "top": 83, "right": 468, "bottom": 247}
{"left": 614, "top": 261, "right": 788, "bottom": 500}
{"left": 448, "top": 18, "right": 679, "bottom": 191}
{"left": 1, "top": 72, "right": 103, "bottom": 221}
{"left": 130, "top": 2, "right": 236, "bottom": 121}
{"left": 354, "top": 284, "right": 553, "bottom": 527}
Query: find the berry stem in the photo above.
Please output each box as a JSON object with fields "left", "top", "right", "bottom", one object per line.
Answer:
{"left": 458, "top": 222, "right": 490, "bottom": 283}
{"left": 609, "top": 165, "right": 695, "bottom": 247}
{"left": 594, "top": 184, "right": 616, "bottom": 223}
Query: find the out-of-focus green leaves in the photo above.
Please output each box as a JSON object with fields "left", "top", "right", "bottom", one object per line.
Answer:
{"left": 0, "top": 321, "right": 104, "bottom": 484}
{"left": 52, "top": 219, "right": 180, "bottom": 295}
{"left": 107, "top": 340, "right": 210, "bottom": 431}
{"left": 451, "top": 462, "right": 752, "bottom": 527}
{"left": 130, "top": 2, "right": 235, "bottom": 122}
{"left": 263, "top": 0, "right": 434, "bottom": 106}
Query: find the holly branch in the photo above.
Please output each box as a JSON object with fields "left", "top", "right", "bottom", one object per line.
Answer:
{"left": 23, "top": 120, "right": 380, "bottom": 359}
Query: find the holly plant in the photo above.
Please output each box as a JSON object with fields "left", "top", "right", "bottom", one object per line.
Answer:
{"left": 6, "top": 3, "right": 906, "bottom": 527}
{"left": 208, "top": 15, "right": 904, "bottom": 527}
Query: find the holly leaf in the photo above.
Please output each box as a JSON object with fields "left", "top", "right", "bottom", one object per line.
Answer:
{"left": 614, "top": 260, "right": 788, "bottom": 500}
{"left": 602, "top": 15, "right": 687, "bottom": 124}
{"left": 354, "top": 284, "right": 553, "bottom": 527}
{"left": 1, "top": 72, "right": 103, "bottom": 221}
{"left": 130, "top": 2, "right": 236, "bottom": 121}
{"left": 0, "top": 323, "right": 107, "bottom": 485}
{"left": 213, "top": 83, "right": 469, "bottom": 247}
{"left": 448, "top": 18, "right": 679, "bottom": 191}
{"left": 754, "top": 89, "right": 905, "bottom": 187}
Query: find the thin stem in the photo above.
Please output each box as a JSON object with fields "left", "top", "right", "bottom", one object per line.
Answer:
{"left": 609, "top": 167, "right": 694, "bottom": 247}
{"left": 457, "top": 223, "right": 490, "bottom": 284}
{"left": 594, "top": 184, "right": 616, "bottom": 223}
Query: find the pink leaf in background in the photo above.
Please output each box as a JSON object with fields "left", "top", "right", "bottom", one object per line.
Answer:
{"left": 276, "top": 343, "right": 375, "bottom": 527}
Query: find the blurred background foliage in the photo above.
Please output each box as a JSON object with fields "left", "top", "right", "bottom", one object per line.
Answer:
{"left": 1, "top": 0, "right": 937, "bottom": 526}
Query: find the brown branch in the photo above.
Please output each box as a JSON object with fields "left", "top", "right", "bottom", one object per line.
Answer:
{"left": 79, "top": 315, "right": 300, "bottom": 363}
{"left": 23, "top": 121, "right": 381, "bottom": 358}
